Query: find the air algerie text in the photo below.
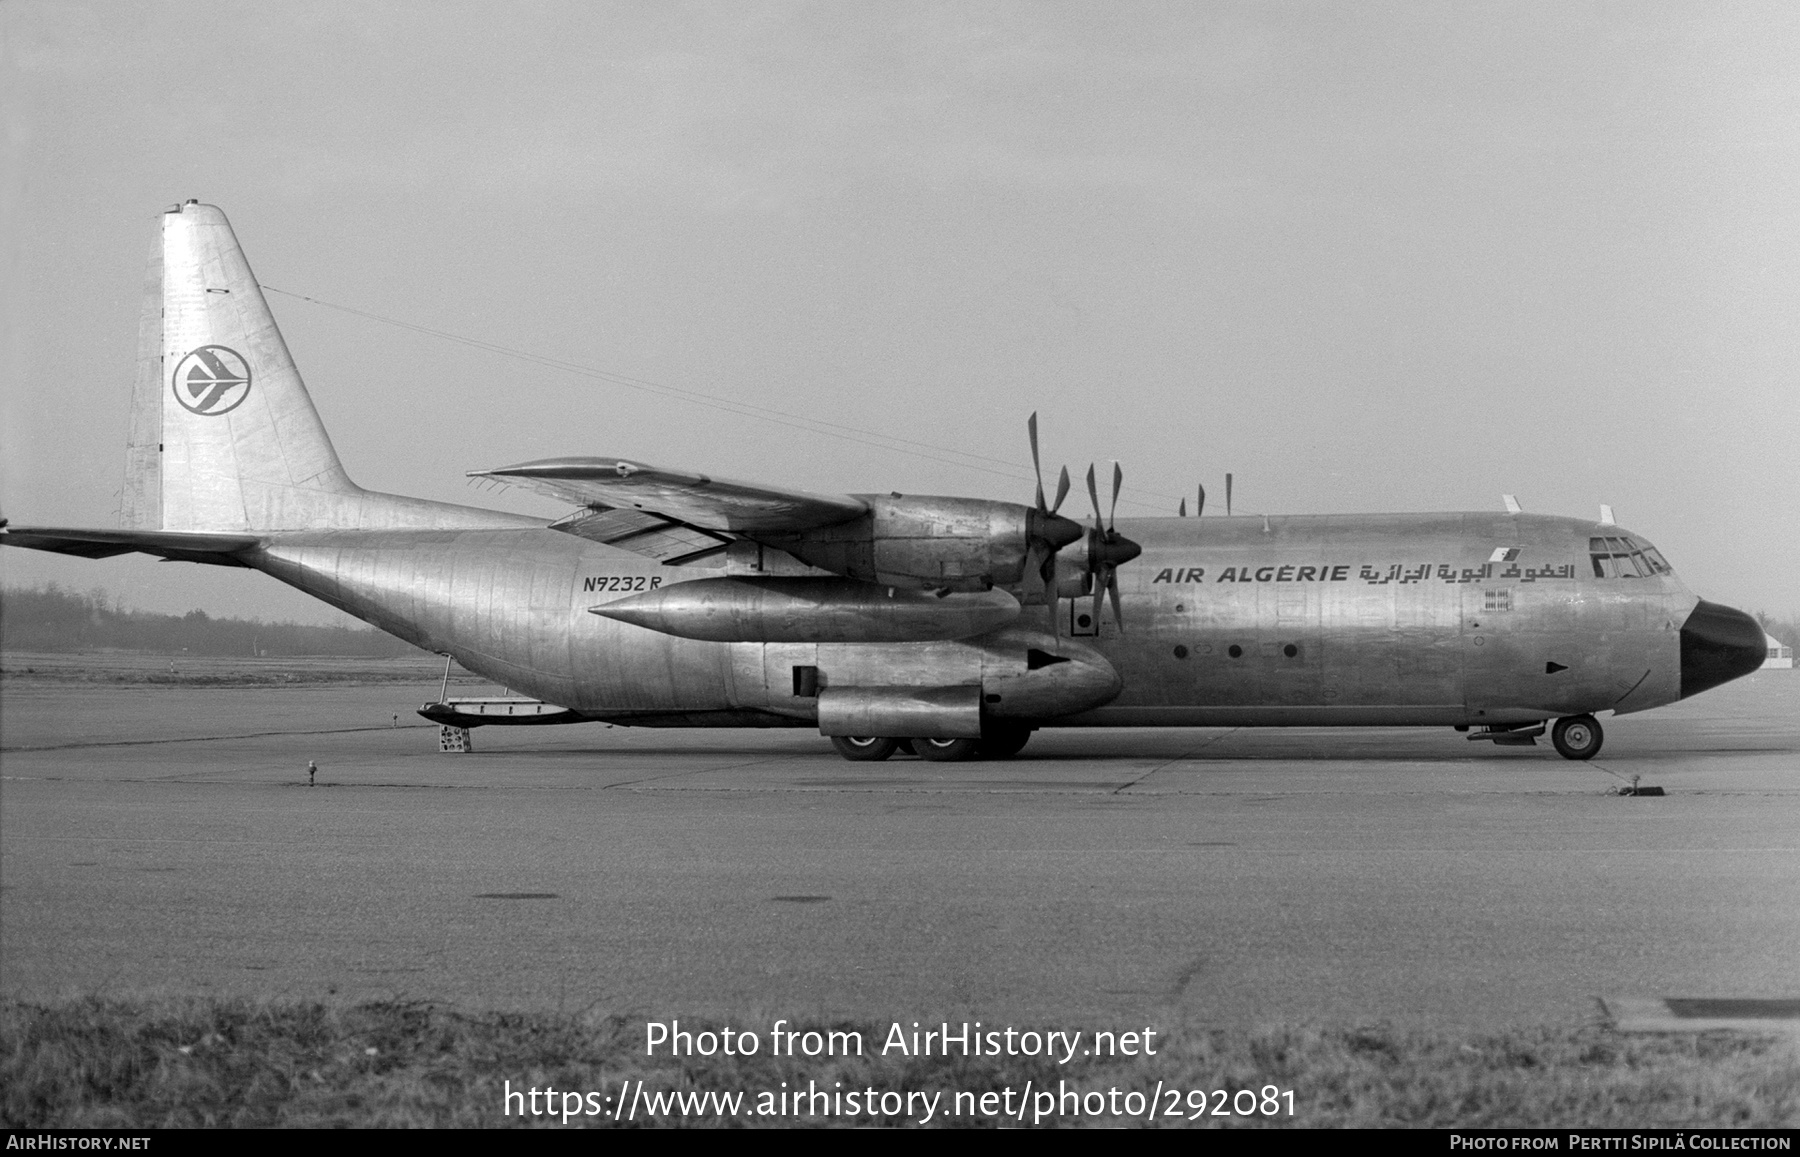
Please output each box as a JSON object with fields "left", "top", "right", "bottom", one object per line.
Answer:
{"left": 1150, "top": 561, "right": 1577, "bottom": 585}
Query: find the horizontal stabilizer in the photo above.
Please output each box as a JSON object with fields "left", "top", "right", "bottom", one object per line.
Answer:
{"left": 473, "top": 457, "right": 867, "bottom": 534}
{"left": 1, "top": 526, "right": 259, "bottom": 566}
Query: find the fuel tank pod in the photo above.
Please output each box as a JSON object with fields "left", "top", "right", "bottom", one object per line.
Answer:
{"left": 588, "top": 575, "right": 1021, "bottom": 643}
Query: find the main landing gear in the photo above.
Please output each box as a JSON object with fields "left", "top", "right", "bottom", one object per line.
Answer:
{"left": 830, "top": 735, "right": 900, "bottom": 762}
{"left": 829, "top": 725, "right": 1035, "bottom": 763}
{"left": 1551, "top": 714, "right": 1604, "bottom": 760}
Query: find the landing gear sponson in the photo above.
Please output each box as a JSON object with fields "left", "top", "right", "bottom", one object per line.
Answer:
{"left": 1464, "top": 712, "right": 1605, "bottom": 759}
{"left": 830, "top": 724, "right": 1034, "bottom": 762}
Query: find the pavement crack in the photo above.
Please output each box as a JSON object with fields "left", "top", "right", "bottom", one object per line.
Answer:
{"left": 597, "top": 755, "right": 795, "bottom": 790}
{"left": 1112, "top": 729, "right": 1241, "bottom": 793}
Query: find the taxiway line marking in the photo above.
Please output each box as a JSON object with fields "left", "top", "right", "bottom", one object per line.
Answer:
{"left": 3, "top": 724, "right": 434, "bottom": 753}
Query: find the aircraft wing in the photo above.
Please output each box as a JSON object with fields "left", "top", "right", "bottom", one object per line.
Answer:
{"left": 471, "top": 457, "right": 869, "bottom": 534}
{"left": 545, "top": 507, "right": 734, "bottom": 565}
{"left": 0, "top": 527, "right": 260, "bottom": 567}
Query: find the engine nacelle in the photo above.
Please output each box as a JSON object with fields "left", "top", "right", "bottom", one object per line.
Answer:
{"left": 760, "top": 495, "right": 1082, "bottom": 593}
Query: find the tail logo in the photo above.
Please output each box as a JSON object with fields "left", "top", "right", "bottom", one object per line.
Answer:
{"left": 171, "top": 346, "right": 252, "bottom": 416}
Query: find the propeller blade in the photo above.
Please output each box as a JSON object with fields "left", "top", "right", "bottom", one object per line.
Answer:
{"left": 1107, "top": 569, "right": 1124, "bottom": 632}
{"left": 1092, "top": 574, "right": 1105, "bottom": 634}
{"left": 1022, "top": 541, "right": 1047, "bottom": 603}
{"left": 1086, "top": 463, "right": 1101, "bottom": 526}
{"left": 1197, "top": 484, "right": 1205, "bottom": 518}
{"left": 1052, "top": 465, "right": 1070, "bottom": 514}
{"left": 1028, "top": 412, "right": 1045, "bottom": 512}
{"left": 1178, "top": 498, "right": 1187, "bottom": 517}
{"left": 1109, "top": 462, "right": 1122, "bottom": 530}
{"left": 1226, "top": 473, "right": 1233, "bottom": 517}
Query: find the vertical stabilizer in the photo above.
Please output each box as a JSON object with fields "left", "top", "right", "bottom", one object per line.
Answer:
{"left": 118, "top": 202, "right": 545, "bottom": 535}
{"left": 150, "top": 201, "right": 358, "bottom": 531}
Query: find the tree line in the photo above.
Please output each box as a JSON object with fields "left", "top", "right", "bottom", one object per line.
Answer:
{"left": 0, "top": 584, "right": 423, "bottom": 657}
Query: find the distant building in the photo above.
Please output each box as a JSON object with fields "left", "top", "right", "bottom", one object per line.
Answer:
{"left": 1765, "top": 632, "right": 1794, "bottom": 670}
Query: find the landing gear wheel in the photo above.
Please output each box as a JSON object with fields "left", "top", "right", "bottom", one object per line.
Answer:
{"left": 1551, "top": 714, "right": 1603, "bottom": 760}
{"left": 976, "top": 725, "right": 1033, "bottom": 760}
{"left": 915, "top": 737, "right": 981, "bottom": 762}
{"left": 830, "top": 735, "right": 899, "bottom": 762}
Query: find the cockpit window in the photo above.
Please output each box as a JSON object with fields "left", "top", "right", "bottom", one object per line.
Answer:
{"left": 1590, "top": 536, "right": 1673, "bottom": 578}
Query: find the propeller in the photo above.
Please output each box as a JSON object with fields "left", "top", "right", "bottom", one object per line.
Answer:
{"left": 1022, "top": 414, "right": 1082, "bottom": 626}
{"left": 1180, "top": 484, "right": 1206, "bottom": 518}
{"left": 1225, "top": 473, "right": 1233, "bottom": 517}
{"left": 1084, "top": 461, "right": 1142, "bottom": 631}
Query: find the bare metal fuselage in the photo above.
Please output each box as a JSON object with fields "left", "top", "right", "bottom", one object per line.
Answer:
{"left": 252, "top": 509, "right": 1691, "bottom": 730}
{"left": 15, "top": 202, "right": 1755, "bottom": 752}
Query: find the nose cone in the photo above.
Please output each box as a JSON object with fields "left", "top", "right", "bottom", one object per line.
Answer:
{"left": 1088, "top": 527, "right": 1142, "bottom": 567}
{"left": 1036, "top": 510, "right": 1086, "bottom": 551}
{"left": 1679, "top": 599, "right": 1766, "bottom": 699}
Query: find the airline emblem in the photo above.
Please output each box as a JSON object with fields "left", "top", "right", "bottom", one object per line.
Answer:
{"left": 171, "top": 346, "right": 251, "bottom": 416}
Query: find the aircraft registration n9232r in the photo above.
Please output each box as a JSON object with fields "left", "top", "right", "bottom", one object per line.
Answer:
{"left": 3, "top": 202, "right": 1768, "bottom": 762}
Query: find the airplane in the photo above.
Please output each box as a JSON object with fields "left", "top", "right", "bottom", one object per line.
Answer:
{"left": 2, "top": 202, "right": 1769, "bottom": 763}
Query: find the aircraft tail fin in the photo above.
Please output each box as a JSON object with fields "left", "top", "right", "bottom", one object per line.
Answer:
{"left": 120, "top": 202, "right": 540, "bottom": 535}
{"left": 125, "top": 201, "right": 359, "bottom": 532}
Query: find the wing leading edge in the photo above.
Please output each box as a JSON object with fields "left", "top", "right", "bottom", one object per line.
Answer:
{"left": 473, "top": 457, "right": 869, "bottom": 553}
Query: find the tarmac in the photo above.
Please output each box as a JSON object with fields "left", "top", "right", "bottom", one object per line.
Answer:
{"left": 3, "top": 658, "right": 1796, "bottom": 1033}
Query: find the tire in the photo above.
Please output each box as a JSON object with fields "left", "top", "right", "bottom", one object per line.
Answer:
{"left": 830, "top": 735, "right": 899, "bottom": 762}
{"left": 1551, "top": 714, "right": 1603, "bottom": 760}
{"left": 976, "top": 725, "right": 1033, "bottom": 760}
{"left": 915, "top": 737, "right": 981, "bottom": 763}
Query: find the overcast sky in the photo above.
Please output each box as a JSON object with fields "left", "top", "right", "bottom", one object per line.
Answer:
{"left": 3, "top": 1, "right": 1796, "bottom": 625}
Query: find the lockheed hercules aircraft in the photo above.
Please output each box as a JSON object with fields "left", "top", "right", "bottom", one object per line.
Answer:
{"left": 3, "top": 203, "right": 1768, "bottom": 761}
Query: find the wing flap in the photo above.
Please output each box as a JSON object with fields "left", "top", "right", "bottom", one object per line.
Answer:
{"left": 547, "top": 508, "right": 732, "bottom": 564}
{"left": 472, "top": 457, "right": 868, "bottom": 533}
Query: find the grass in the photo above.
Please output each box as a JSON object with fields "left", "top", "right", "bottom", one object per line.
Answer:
{"left": 2, "top": 999, "right": 1795, "bottom": 1128}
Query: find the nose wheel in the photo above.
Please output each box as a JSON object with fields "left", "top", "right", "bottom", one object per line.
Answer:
{"left": 1551, "top": 714, "right": 1603, "bottom": 760}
